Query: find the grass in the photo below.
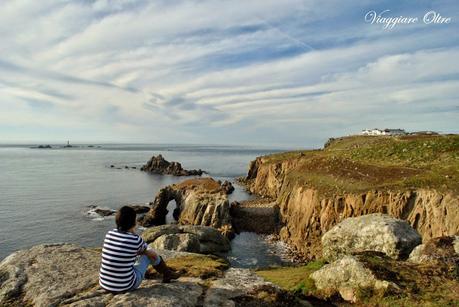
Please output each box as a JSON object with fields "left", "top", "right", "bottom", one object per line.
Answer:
{"left": 256, "top": 254, "right": 459, "bottom": 306}
{"left": 256, "top": 260, "right": 326, "bottom": 296}
{"left": 354, "top": 252, "right": 459, "bottom": 307}
{"left": 255, "top": 134, "right": 459, "bottom": 195}
{"left": 175, "top": 178, "right": 222, "bottom": 193}
{"left": 146, "top": 254, "right": 229, "bottom": 279}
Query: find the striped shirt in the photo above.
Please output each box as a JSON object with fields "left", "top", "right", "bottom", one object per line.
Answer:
{"left": 99, "top": 229, "right": 147, "bottom": 292}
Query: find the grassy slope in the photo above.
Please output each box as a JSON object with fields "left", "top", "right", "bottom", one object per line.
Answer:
{"left": 256, "top": 253, "right": 459, "bottom": 307}
{"left": 262, "top": 134, "right": 459, "bottom": 196}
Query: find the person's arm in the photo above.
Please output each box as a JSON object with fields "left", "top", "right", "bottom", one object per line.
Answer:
{"left": 136, "top": 237, "right": 148, "bottom": 255}
{"left": 136, "top": 236, "right": 160, "bottom": 264}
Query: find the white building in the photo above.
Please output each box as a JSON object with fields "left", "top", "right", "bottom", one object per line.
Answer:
{"left": 361, "top": 128, "right": 406, "bottom": 136}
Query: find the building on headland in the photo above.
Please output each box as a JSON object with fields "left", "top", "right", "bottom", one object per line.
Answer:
{"left": 409, "top": 131, "right": 439, "bottom": 135}
{"left": 361, "top": 128, "right": 407, "bottom": 136}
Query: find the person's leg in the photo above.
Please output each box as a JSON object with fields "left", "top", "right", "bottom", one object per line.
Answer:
{"left": 152, "top": 255, "right": 181, "bottom": 283}
{"left": 145, "top": 247, "right": 161, "bottom": 266}
{"left": 131, "top": 255, "right": 152, "bottom": 290}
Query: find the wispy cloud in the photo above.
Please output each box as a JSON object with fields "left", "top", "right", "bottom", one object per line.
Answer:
{"left": 0, "top": 0, "right": 458, "bottom": 145}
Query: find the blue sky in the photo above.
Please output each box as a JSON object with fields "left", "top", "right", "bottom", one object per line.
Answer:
{"left": 0, "top": 0, "right": 458, "bottom": 147}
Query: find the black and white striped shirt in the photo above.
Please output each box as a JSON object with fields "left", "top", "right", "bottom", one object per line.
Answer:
{"left": 99, "top": 229, "right": 147, "bottom": 292}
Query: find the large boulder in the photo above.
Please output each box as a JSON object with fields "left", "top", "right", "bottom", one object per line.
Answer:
{"left": 151, "top": 233, "right": 201, "bottom": 253}
{"left": 140, "top": 154, "right": 204, "bottom": 176}
{"left": 142, "top": 225, "right": 231, "bottom": 254}
{"left": 139, "top": 178, "right": 233, "bottom": 235}
{"left": 322, "top": 213, "right": 421, "bottom": 261}
{"left": 310, "top": 255, "right": 398, "bottom": 303}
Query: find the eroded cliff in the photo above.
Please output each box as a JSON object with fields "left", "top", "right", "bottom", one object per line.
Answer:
{"left": 244, "top": 135, "right": 459, "bottom": 258}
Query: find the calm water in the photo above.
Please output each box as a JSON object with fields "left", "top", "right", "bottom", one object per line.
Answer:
{"left": 0, "top": 144, "right": 287, "bottom": 266}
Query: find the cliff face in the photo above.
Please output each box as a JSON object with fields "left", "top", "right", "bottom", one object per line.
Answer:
{"left": 246, "top": 156, "right": 459, "bottom": 258}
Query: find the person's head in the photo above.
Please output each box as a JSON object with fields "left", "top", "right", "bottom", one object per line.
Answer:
{"left": 115, "top": 206, "right": 137, "bottom": 231}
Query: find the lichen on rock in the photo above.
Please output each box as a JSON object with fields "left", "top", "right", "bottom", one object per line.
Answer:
{"left": 321, "top": 213, "right": 422, "bottom": 261}
{"left": 142, "top": 224, "right": 231, "bottom": 255}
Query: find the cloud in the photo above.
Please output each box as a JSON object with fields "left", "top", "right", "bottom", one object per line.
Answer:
{"left": 0, "top": 0, "right": 458, "bottom": 146}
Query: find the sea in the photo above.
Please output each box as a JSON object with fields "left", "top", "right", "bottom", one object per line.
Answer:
{"left": 0, "top": 144, "right": 291, "bottom": 267}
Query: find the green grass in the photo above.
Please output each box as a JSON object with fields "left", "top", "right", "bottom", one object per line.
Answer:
{"left": 146, "top": 254, "right": 229, "bottom": 279}
{"left": 257, "top": 134, "right": 459, "bottom": 195}
{"left": 256, "top": 260, "right": 326, "bottom": 295}
{"left": 256, "top": 254, "right": 459, "bottom": 306}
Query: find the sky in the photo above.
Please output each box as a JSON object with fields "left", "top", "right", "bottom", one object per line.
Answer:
{"left": 0, "top": 0, "right": 458, "bottom": 147}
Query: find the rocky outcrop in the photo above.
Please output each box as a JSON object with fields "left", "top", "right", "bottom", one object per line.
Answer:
{"left": 87, "top": 205, "right": 150, "bottom": 218}
{"left": 139, "top": 178, "right": 232, "bottom": 235}
{"left": 245, "top": 156, "right": 459, "bottom": 258}
{"left": 311, "top": 254, "right": 398, "bottom": 303}
{"left": 220, "top": 180, "right": 235, "bottom": 194}
{"left": 142, "top": 225, "right": 231, "bottom": 254}
{"left": 0, "top": 244, "right": 302, "bottom": 307}
{"left": 140, "top": 154, "right": 204, "bottom": 176}
{"left": 310, "top": 250, "right": 459, "bottom": 304}
{"left": 230, "top": 199, "right": 280, "bottom": 234}
{"left": 322, "top": 214, "right": 421, "bottom": 261}
{"left": 408, "top": 236, "right": 459, "bottom": 270}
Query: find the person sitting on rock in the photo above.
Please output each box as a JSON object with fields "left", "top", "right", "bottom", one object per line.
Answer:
{"left": 99, "top": 206, "right": 180, "bottom": 292}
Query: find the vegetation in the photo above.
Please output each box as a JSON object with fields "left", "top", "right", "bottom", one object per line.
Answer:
{"left": 261, "top": 134, "right": 459, "bottom": 195}
{"left": 175, "top": 178, "right": 222, "bottom": 192}
{"left": 146, "top": 254, "right": 229, "bottom": 279}
{"left": 256, "top": 254, "right": 459, "bottom": 307}
{"left": 256, "top": 260, "right": 326, "bottom": 296}
{"left": 353, "top": 252, "right": 459, "bottom": 307}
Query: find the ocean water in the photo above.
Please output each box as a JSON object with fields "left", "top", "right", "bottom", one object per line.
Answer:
{"left": 0, "top": 144, "right": 288, "bottom": 266}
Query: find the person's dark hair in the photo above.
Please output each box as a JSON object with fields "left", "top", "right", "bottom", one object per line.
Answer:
{"left": 115, "top": 206, "right": 136, "bottom": 231}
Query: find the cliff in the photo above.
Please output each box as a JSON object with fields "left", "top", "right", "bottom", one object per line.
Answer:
{"left": 244, "top": 134, "right": 459, "bottom": 258}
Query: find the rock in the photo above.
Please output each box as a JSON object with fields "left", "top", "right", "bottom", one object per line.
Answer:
{"left": 321, "top": 213, "right": 421, "bottom": 261}
{"left": 139, "top": 178, "right": 233, "bottom": 235}
{"left": 140, "top": 154, "right": 204, "bottom": 176}
{"left": 87, "top": 205, "right": 149, "bottom": 219}
{"left": 151, "top": 233, "right": 201, "bottom": 253}
{"left": 310, "top": 255, "right": 398, "bottom": 303}
{"left": 1, "top": 244, "right": 293, "bottom": 307}
{"left": 220, "top": 180, "right": 235, "bottom": 194}
{"left": 142, "top": 224, "right": 181, "bottom": 243}
{"left": 205, "top": 268, "right": 301, "bottom": 306}
{"left": 142, "top": 225, "right": 230, "bottom": 254}
{"left": 128, "top": 204, "right": 150, "bottom": 214}
{"left": 245, "top": 152, "right": 459, "bottom": 259}
{"left": 178, "top": 187, "right": 231, "bottom": 228}
{"left": 408, "top": 236, "right": 459, "bottom": 270}
{"left": 37, "top": 145, "right": 52, "bottom": 149}
{"left": 86, "top": 206, "right": 116, "bottom": 217}
{"left": 217, "top": 224, "right": 236, "bottom": 240}
{"left": 230, "top": 199, "right": 279, "bottom": 234}
{"left": 139, "top": 186, "right": 177, "bottom": 225}
{"left": 0, "top": 244, "right": 101, "bottom": 306}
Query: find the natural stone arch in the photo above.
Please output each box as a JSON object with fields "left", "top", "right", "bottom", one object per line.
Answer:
{"left": 139, "top": 178, "right": 232, "bottom": 231}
